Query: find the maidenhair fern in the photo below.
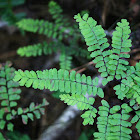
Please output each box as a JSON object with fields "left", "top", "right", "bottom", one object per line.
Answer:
{"left": 0, "top": 62, "right": 48, "bottom": 139}
{"left": 14, "top": 2, "right": 140, "bottom": 140}
{"left": 16, "top": 1, "right": 90, "bottom": 72}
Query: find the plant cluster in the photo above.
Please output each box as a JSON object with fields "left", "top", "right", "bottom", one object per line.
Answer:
{"left": 11, "top": 1, "right": 140, "bottom": 139}
{"left": 0, "top": 62, "right": 48, "bottom": 140}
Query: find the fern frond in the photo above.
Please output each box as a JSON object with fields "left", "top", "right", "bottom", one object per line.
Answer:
{"left": 109, "top": 19, "right": 131, "bottom": 79}
{"left": 131, "top": 110, "right": 140, "bottom": 136}
{"left": 17, "top": 41, "right": 58, "bottom": 57}
{"left": 48, "top": 1, "right": 69, "bottom": 26}
{"left": 74, "top": 13, "right": 111, "bottom": 79}
{"left": 60, "top": 94, "right": 97, "bottom": 125}
{"left": 94, "top": 100, "right": 132, "bottom": 140}
{"left": 59, "top": 50, "right": 72, "bottom": 70}
{"left": 114, "top": 62, "right": 140, "bottom": 106}
{"left": 0, "top": 63, "right": 21, "bottom": 114}
{"left": 0, "top": 63, "right": 21, "bottom": 135}
{"left": 14, "top": 68, "right": 104, "bottom": 98}
{"left": 12, "top": 98, "right": 48, "bottom": 124}
{"left": 17, "top": 19, "right": 67, "bottom": 40}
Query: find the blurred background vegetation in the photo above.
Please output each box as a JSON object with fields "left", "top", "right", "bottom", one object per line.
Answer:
{"left": 0, "top": 0, "right": 140, "bottom": 139}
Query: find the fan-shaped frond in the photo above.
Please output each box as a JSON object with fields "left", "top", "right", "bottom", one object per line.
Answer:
{"left": 74, "top": 13, "right": 111, "bottom": 79}
{"left": 14, "top": 68, "right": 104, "bottom": 98}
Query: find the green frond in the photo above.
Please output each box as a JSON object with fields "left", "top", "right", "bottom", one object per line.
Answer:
{"left": 14, "top": 68, "right": 104, "bottom": 98}
{"left": 17, "top": 41, "right": 58, "bottom": 57}
{"left": 94, "top": 100, "right": 132, "bottom": 140}
{"left": 109, "top": 19, "right": 131, "bottom": 79}
{"left": 17, "top": 18, "right": 67, "bottom": 40}
{"left": 0, "top": 63, "right": 21, "bottom": 137}
{"left": 48, "top": 1, "right": 70, "bottom": 26}
{"left": 60, "top": 94, "right": 97, "bottom": 125}
{"left": 15, "top": 98, "right": 48, "bottom": 124}
{"left": 0, "top": 63, "right": 21, "bottom": 114}
{"left": 74, "top": 13, "right": 111, "bottom": 78}
{"left": 60, "top": 94, "right": 95, "bottom": 110}
{"left": 114, "top": 62, "right": 140, "bottom": 106}
{"left": 131, "top": 110, "right": 140, "bottom": 136}
{"left": 81, "top": 108, "right": 97, "bottom": 125}
{"left": 59, "top": 50, "right": 72, "bottom": 70}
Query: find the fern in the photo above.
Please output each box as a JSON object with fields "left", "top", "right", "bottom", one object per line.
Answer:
{"left": 109, "top": 19, "right": 131, "bottom": 79}
{"left": 13, "top": 68, "right": 104, "bottom": 98}
{"left": 17, "top": 41, "right": 59, "bottom": 57}
{"left": 131, "top": 110, "right": 140, "bottom": 136}
{"left": 60, "top": 94, "right": 97, "bottom": 125}
{"left": 14, "top": 4, "right": 140, "bottom": 140}
{"left": 94, "top": 100, "right": 132, "bottom": 139}
{"left": 0, "top": 62, "right": 48, "bottom": 139}
{"left": 114, "top": 62, "right": 140, "bottom": 107}
{"left": 17, "top": 18, "right": 73, "bottom": 40}
{"left": 59, "top": 49, "right": 72, "bottom": 70}
{"left": 48, "top": 1, "right": 69, "bottom": 26}
{"left": 0, "top": 0, "right": 25, "bottom": 25}
{"left": 74, "top": 13, "right": 111, "bottom": 79}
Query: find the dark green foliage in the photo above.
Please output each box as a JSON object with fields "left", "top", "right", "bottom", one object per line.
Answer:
{"left": 0, "top": 0, "right": 26, "bottom": 25}
{"left": 0, "top": 62, "right": 48, "bottom": 139}
{"left": 6, "top": 130, "right": 30, "bottom": 140}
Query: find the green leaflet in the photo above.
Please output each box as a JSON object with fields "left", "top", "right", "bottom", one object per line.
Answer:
{"left": 14, "top": 68, "right": 103, "bottom": 97}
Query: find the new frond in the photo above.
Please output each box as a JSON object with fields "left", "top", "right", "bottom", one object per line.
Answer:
{"left": 14, "top": 68, "right": 104, "bottom": 98}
